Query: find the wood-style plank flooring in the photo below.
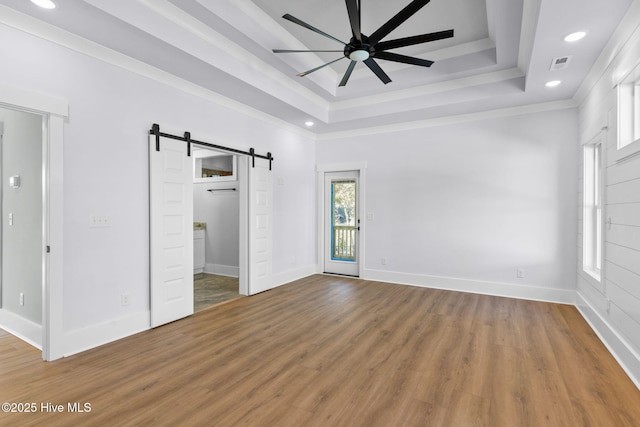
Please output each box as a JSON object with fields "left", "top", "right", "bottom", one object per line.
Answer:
{"left": 1, "top": 275, "right": 639, "bottom": 426}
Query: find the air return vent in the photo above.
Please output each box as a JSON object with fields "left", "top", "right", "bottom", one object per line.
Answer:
{"left": 550, "top": 56, "right": 572, "bottom": 71}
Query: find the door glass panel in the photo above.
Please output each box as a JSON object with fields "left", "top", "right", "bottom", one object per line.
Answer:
{"left": 331, "top": 180, "right": 356, "bottom": 261}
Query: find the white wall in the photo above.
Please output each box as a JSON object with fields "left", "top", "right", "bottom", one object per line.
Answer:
{"left": 575, "top": 2, "right": 640, "bottom": 388}
{"left": 0, "top": 107, "right": 42, "bottom": 325}
{"left": 317, "top": 108, "right": 579, "bottom": 302}
{"left": 0, "top": 23, "right": 316, "bottom": 354}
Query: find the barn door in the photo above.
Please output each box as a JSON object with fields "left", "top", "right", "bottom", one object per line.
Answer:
{"left": 248, "top": 158, "right": 272, "bottom": 294}
{"left": 149, "top": 134, "right": 193, "bottom": 327}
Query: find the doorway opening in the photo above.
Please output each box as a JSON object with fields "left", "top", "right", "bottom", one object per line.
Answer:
{"left": 0, "top": 106, "right": 46, "bottom": 353}
{"left": 1, "top": 84, "right": 66, "bottom": 361}
{"left": 192, "top": 147, "right": 243, "bottom": 311}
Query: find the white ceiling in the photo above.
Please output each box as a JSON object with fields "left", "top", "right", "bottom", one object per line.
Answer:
{"left": 0, "top": 0, "right": 633, "bottom": 134}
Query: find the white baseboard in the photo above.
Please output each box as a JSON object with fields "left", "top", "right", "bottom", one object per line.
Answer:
{"left": 576, "top": 292, "right": 640, "bottom": 390}
{"left": 254, "top": 264, "right": 316, "bottom": 295}
{"left": 61, "top": 266, "right": 312, "bottom": 355}
{"left": 0, "top": 309, "right": 42, "bottom": 349}
{"left": 362, "top": 268, "right": 576, "bottom": 304}
{"left": 63, "top": 311, "right": 150, "bottom": 357}
{"left": 205, "top": 263, "right": 239, "bottom": 278}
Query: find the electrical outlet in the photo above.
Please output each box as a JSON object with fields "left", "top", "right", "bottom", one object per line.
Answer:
{"left": 90, "top": 215, "right": 112, "bottom": 228}
{"left": 381, "top": 257, "right": 387, "bottom": 265}
{"left": 121, "top": 293, "right": 130, "bottom": 306}
{"left": 19, "top": 293, "right": 24, "bottom": 306}
{"left": 517, "top": 268, "right": 525, "bottom": 279}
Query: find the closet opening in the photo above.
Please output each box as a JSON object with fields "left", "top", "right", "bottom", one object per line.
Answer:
{"left": 192, "top": 147, "right": 243, "bottom": 311}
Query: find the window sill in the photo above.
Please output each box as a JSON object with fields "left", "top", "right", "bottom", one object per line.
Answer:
{"left": 615, "top": 137, "right": 640, "bottom": 163}
{"left": 583, "top": 268, "right": 601, "bottom": 283}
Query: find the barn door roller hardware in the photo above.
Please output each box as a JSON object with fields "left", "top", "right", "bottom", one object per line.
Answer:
{"left": 149, "top": 123, "right": 274, "bottom": 169}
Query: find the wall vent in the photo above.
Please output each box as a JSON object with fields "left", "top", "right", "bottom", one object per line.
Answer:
{"left": 550, "top": 56, "right": 572, "bottom": 71}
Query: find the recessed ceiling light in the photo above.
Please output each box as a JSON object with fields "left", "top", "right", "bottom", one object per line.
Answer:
{"left": 545, "top": 80, "right": 562, "bottom": 88}
{"left": 564, "top": 31, "right": 586, "bottom": 42}
{"left": 30, "top": 0, "right": 56, "bottom": 9}
{"left": 304, "top": 121, "right": 315, "bottom": 127}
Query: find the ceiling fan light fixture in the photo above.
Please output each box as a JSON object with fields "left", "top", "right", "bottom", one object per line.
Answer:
{"left": 349, "top": 50, "right": 370, "bottom": 62}
{"left": 30, "top": 0, "right": 56, "bottom": 9}
{"left": 564, "top": 31, "right": 587, "bottom": 42}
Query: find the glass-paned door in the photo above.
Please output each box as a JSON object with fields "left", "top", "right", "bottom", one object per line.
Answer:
{"left": 324, "top": 171, "right": 359, "bottom": 276}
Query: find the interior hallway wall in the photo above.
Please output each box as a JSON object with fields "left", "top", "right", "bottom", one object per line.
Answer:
{"left": 0, "top": 107, "right": 42, "bottom": 325}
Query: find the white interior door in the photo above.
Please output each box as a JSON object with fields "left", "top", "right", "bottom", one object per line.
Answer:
{"left": 149, "top": 134, "right": 193, "bottom": 327}
{"left": 324, "top": 171, "right": 359, "bottom": 276}
{"left": 248, "top": 158, "right": 272, "bottom": 294}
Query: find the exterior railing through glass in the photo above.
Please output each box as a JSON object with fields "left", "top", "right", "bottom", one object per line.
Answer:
{"left": 333, "top": 226, "right": 356, "bottom": 261}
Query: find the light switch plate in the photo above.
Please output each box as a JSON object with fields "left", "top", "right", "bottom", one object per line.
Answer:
{"left": 9, "top": 175, "right": 20, "bottom": 188}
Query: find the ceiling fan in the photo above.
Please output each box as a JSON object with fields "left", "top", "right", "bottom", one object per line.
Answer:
{"left": 273, "top": 0, "right": 454, "bottom": 86}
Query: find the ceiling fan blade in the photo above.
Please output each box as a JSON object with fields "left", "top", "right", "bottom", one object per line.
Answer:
{"left": 375, "top": 51, "right": 434, "bottom": 67}
{"left": 273, "top": 49, "right": 345, "bottom": 53}
{"left": 376, "top": 29, "right": 454, "bottom": 51}
{"left": 297, "top": 57, "right": 346, "bottom": 77}
{"left": 339, "top": 61, "right": 357, "bottom": 87}
{"left": 368, "top": 0, "right": 431, "bottom": 45}
{"left": 345, "top": 0, "right": 362, "bottom": 44}
{"left": 283, "top": 14, "right": 346, "bottom": 46}
{"left": 363, "top": 58, "right": 391, "bottom": 84}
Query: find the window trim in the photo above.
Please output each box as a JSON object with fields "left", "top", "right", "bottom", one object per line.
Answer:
{"left": 582, "top": 137, "right": 604, "bottom": 281}
{"left": 615, "top": 61, "right": 640, "bottom": 162}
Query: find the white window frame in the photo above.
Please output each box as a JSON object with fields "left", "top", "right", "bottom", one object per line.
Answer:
{"left": 583, "top": 139, "right": 603, "bottom": 281}
{"left": 616, "top": 61, "right": 640, "bottom": 162}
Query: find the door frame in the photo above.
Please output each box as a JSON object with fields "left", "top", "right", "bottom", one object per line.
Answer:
{"left": 317, "top": 162, "right": 367, "bottom": 277}
{"left": 0, "top": 83, "right": 67, "bottom": 361}
{"left": 324, "top": 171, "right": 360, "bottom": 276}
{"left": 192, "top": 147, "right": 249, "bottom": 297}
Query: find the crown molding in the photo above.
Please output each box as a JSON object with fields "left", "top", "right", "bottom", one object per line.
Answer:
{"left": 0, "top": 5, "right": 316, "bottom": 139}
{"left": 331, "top": 67, "right": 524, "bottom": 112}
{"left": 317, "top": 99, "right": 577, "bottom": 140}
{"left": 573, "top": 1, "right": 640, "bottom": 105}
{"left": 133, "top": 0, "right": 330, "bottom": 112}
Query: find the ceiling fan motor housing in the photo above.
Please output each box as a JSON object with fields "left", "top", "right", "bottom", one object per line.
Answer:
{"left": 344, "top": 36, "right": 375, "bottom": 61}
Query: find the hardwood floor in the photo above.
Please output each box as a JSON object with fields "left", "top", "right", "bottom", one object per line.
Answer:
{"left": 1, "top": 275, "right": 639, "bottom": 426}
